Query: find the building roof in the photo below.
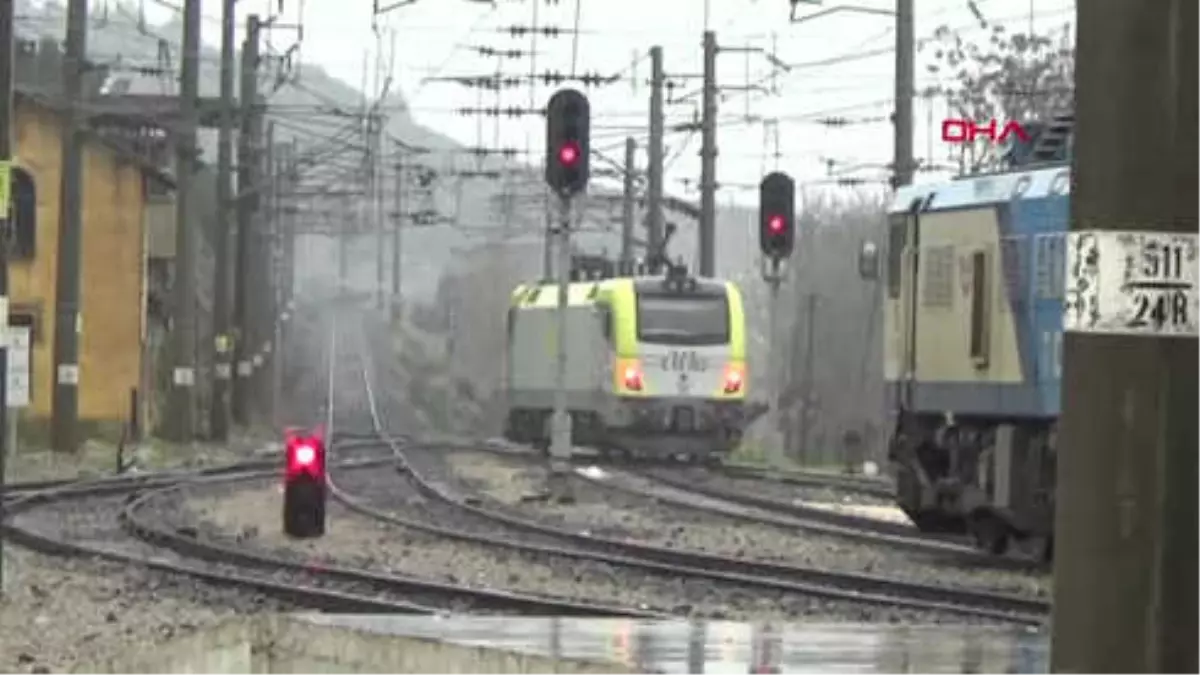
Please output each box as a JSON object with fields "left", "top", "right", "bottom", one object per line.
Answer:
{"left": 15, "top": 85, "right": 180, "bottom": 189}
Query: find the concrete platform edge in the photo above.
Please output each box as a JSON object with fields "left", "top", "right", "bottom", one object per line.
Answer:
{"left": 74, "top": 614, "right": 635, "bottom": 673}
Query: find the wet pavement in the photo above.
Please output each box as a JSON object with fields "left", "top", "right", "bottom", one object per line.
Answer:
{"left": 299, "top": 615, "right": 1049, "bottom": 673}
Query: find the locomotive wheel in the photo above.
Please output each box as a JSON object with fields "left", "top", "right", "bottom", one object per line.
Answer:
{"left": 970, "top": 512, "right": 1011, "bottom": 555}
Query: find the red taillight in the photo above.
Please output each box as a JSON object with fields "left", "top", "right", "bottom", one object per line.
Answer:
{"left": 623, "top": 365, "right": 643, "bottom": 391}
{"left": 724, "top": 369, "right": 743, "bottom": 394}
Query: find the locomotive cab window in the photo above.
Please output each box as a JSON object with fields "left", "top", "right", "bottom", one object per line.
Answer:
{"left": 886, "top": 214, "right": 907, "bottom": 299}
{"left": 636, "top": 292, "right": 730, "bottom": 346}
{"left": 597, "top": 303, "right": 614, "bottom": 343}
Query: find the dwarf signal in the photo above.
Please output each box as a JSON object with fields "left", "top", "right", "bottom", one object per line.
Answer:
{"left": 283, "top": 428, "right": 327, "bottom": 538}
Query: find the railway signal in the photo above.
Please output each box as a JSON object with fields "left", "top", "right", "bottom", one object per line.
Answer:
{"left": 544, "top": 88, "right": 591, "bottom": 197}
{"left": 282, "top": 428, "right": 326, "bottom": 538}
{"left": 758, "top": 171, "right": 796, "bottom": 260}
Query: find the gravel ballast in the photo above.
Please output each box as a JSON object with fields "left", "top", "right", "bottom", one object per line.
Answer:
{"left": 0, "top": 547, "right": 281, "bottom": 674}
{"left": 438, "top": 450, "right": 1052, "bottom": 599}
{"left": 172, "top": 478, "right": 978, "bottom": 623}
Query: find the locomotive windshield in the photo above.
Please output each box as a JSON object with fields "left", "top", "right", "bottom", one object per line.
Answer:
{"left": 635, "top": 292, "right": 730, "bottom": 345}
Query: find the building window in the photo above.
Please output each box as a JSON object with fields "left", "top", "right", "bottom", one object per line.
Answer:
{"left": 10, "top": 305, "right": 39, "bottom": 342}
{"left": 8, "top": 166, "right": 36, "bottom": 260}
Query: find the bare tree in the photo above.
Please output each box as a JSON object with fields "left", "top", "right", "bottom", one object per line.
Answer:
{"left": 922, "top": 12, "right": 1075, "bottom": 174}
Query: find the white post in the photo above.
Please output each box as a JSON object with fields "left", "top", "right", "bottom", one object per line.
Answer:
{"left": 548, "top": 194, "right": 574, "bottom": 499}
{"left": 761, "top": 256, "right": 787, "bottom": 462}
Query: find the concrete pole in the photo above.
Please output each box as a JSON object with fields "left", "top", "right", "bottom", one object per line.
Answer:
{"left": 698, "top": 30, "right": 718, "bottom": 276}
{"left": 163, "top": 0, "right": 201, "bottom": 441}
{"left": 49, "top": 0, "right": 88, "bottom": 452}
{"left": 1050, "top": 0, "right": 1197, "bottom": 671}
{"left": 209, "top": 0, "right": 237, "bottom": 441}
{"left": 232, "top": 14, "right": 261, "bottom": 426}
{"left": 391, "top": 160, "right": 403, "bottom": 322}
{"left": 891, "top": 0, "right": 915, "bottom": 188}
{"left": 646, "top": 46, "right": 665, "bottom": 268}
{"left": 620, "top": 137, "right": 636, "bottom": 266}
{"left": 796, "top": 292, "right": 817, "bottom": 464}
{"left": 0, "top": 0, "right": 15, "bottom": 594}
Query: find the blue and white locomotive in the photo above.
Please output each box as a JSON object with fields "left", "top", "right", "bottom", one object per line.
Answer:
{"left": 878, "top": 146, "right": 1072, "bottom": 560}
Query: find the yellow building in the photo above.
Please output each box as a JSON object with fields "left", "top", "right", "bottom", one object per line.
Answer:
{"left": 8, "top": 90, "right": 160, "bottom": 426}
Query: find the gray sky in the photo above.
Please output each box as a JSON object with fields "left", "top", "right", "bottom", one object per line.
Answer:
{"left": 109, "top": 0, "right": 1073, "bottom": 205}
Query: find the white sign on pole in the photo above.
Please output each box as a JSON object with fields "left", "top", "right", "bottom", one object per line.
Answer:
{"left": 6, "top": 325, "right": 31, "bottom": 408}
{"left": 1064, "top": 230, "right": 1199, "bottom": 338}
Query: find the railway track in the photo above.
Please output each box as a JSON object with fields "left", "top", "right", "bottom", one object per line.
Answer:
{"left": 3, "top": 445, "right": 655, "bottom": 618}
{"left": 716, "top": 463, "right": 895, "bottom": 500}
{"left": 348, "top": 339, "right": 1050, "bottom": 626}
{"left": 603, "top": 466, "right": 1041, "bottom": 571}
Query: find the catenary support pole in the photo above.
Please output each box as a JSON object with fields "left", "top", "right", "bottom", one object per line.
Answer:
{"left": 0, "top": 0, "right": 15, "bottom": 595}
{"left": 796, "top": 292, "right": 817, "bottom": 464}
{"left": 891, "top": 0, "right": 914, "bottom": 188}
{"left": 232, "top": 14, "right": 260, "bottom": 425}
{"left": 391, "top": 160, "right": 403, "bottom": 322}
{"left": 646, "top": 45, "right": 664, "bottom": 268}
{"left": 620, "top": 137, "right": 636, "bottom": 266}
{"left": 373, "top": 114, "right": 386, "bottom": 311}
{"left": 50, "top": 0, "right": 88, "bottom": 452}
{"left": 253, "top": 121, "right": 275, "bottom": 421}
{"left": 698, "top": 30, "right": 718, "bottom": 277}
{"left": 210, "top": 0, "right": 237, "bottom": 441}
{"left": 1050, "top": 0, "right": 1198, "bottom": 671}
{"left": 232, "top": 14, "right": 261, "bottom": 425}
{"left": 163, "top": 0, "right": 201, "bottom": 441}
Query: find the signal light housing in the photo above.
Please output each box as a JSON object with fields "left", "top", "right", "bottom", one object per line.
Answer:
{"left": 759, "top": 171, "right": 796, "bottom": 259}
{"left": 283, "top": 429, "right": 327, "bottom": 538}
{"left": 545, "top": 88, "right": 591, "bottom": 197}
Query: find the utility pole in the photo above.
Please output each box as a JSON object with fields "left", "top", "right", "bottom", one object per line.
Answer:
{"left": 646, "top": 45, "right": 664, "bottom": 268}
{"left": 50, "top": 0, "right": 88, "bottom": 453}
{"left": 269, "top": 140, "right": 287, "bottom": 428}
{"left": 163, "top": 0, "right": 202, "bottom": 441}
{"left": 209, "top": 0, "right": 237, "bottom": 441}
{"left": 391, "top": 160, "right": 403, "bottom": 322}
{"left": 891, "top": 0, "right": 915, "bottom": 188}
{"left": 232, "top": 14, "right": 261, "bottom": 426}
{"left": 698, "top": 31, "right": 718, "bottom": 277}
{"left": 0, "top": 0, "right": 15, "bottom": 595}
{"left": 620, "top": 137, "right": 636, "bottom": 266}
{"left": 253, "top": 122, "right": 275, "bottom": 420}
{"left": 795, "top": 292, "right": 817, "bottom": 464}
{"left": 1051, "top": 0, "right": 1197, "bottom": 671}
{"left": 372, "top": 113, "right": 386, "bottom": 311}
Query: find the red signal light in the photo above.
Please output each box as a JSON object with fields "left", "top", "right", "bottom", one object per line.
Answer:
{"left": 293, "top": 443, "right": 316, "bottom": 467}
{"left": 558, "top": 141, "right": 581, "bottom": 167}
{"left": 286, "top": 436, "right": 323, "bottom": 479}
{"left": 768, "top": 214, "right": 785, "bottom": 234}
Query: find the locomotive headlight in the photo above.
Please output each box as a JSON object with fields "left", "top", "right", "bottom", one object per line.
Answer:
{"left": 623, "top": 364, "right": 644, "bottom": 392}
{"left": 723, "top": 367, "right": 744, "bottom": 394}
